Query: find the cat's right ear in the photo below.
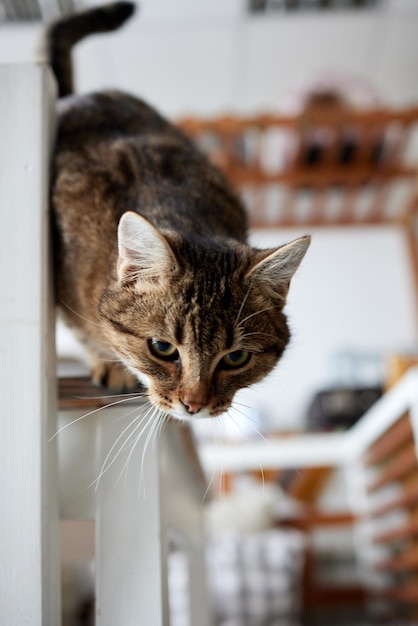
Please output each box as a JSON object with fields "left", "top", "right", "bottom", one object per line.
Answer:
{"left": 117, "top": 212, "right": 176, "bottom": 285}
{"left": 247, "top": 235, "right": 311, "bottom": 302}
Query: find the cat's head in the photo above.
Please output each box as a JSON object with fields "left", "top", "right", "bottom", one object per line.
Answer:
{"left": 98, "top": 211, "right": 310, "bottom": 421}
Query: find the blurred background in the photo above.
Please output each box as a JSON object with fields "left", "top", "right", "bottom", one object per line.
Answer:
{"left": 1, "top": 0, "right": 417, "bottom": 429}
{"left": 1, "top": 1, "right": 418, "bottom": 624}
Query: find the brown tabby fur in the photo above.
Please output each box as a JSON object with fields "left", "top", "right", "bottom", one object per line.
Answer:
{"left": 49, "top": 2, "right": 310, "bottom": 421}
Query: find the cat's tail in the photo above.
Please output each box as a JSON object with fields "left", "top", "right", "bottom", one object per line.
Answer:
{"left": 41, "top": 2, "right": 135, "bottom": 98}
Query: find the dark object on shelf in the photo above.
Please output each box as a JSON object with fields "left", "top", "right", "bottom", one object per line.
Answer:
{"left": 307, "top": 386, "right": 382, "bottom": 431}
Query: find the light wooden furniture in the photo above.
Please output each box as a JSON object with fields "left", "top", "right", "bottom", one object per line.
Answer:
{"left": 0, "top": 64, "right": 211, "bottom": 626}
{"left": 179, "top": 107, "right": 418, "bottom": 312}
{"left": 365, "top": 411, "right": 418, "bottom": 608}
{"left": 200, "top": 367, "right": 418, "bottom": 616}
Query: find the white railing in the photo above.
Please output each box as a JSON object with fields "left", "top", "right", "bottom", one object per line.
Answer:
{"left": 58, "top": 400, "right": 211, "bottom": 626}
{"left": 2, "top": 62, "right": 416, "bottom": 623}
{"left": 0, "top": 64, "right": 59, "bottom": 625}
{"left": 200, "top": 367, "right": 418, "bottom": 593}
{"left": 200, "top": 367, "right": 418, "bottom": 473}
{"left": 0, "top": 64, "right": 211, "bottom": 626}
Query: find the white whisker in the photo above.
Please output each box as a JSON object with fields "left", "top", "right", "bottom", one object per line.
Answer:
{"left": 138, "top": 407, "right": 162, "bottom": 498}
{"left": 92, "top": 403, "right": 153, "bottom": 491}
{"left": 92, "top": 411, "right": 146, "bottom": 490}
{"left": 117, "top": 405, "right": 159, "bottom": 487}
{"left": 49, "top": 393, "right": 147, "bottom": 441}
{"left": 239, "top": 331, "right": 277, "bottom": 341}
{"left": 234, "top": 286, "right": 251, "bottom": 328}
{"left": 200, "top": 456, "right": 217, "bottom": 505}
{"left": 230, "top": 404, "right": 271, "bottom": 446}
{"left": 60, "top": 300, "right": 103, "bottom": 327}
{"left": 152, "top": 410, "right": 166, "bottom": 453}
{"left": 89, "top": 356, "right": 128, "bottom": 364}
{"left": 227, "top": 409, "right": 266, "bottom": 498}
{"left": 217, "top": 415, "right": 229, "bottom": 499}
{"left": 237, "top": 304, "right": 279, "bottom": 329}
{"left": 74, "top": 390, "right": 148, "bottom": 401}
{"left": 232, "top": 400, "right": 257, "bottom": 411}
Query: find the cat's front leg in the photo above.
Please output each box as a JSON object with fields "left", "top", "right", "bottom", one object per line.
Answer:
{"left": 91, "top": 359, "right": 140, "bottom": 392}
{"left": 58, "top": 311, "right": 141, "bottom": 392}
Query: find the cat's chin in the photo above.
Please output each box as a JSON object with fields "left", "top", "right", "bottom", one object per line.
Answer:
{"left": 168, "top": 407, "right": 218, "bottom": 422}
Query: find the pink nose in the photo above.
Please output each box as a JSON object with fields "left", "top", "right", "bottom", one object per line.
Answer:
{"left": 181, "top": 399, "right": 205, "bottom": 415}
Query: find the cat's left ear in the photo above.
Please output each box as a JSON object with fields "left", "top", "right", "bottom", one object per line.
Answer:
{"left": 117, "top": 211, "right": 177, "bottom": 285}
{"left": 247, "top": 235, "right": 311, "bottom": 301}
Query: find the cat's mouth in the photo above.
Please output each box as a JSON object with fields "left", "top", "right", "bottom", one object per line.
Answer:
{"left": 168, "top": 407, "right": 214, "bottom": 422}
{"left": 161, "top": 401, "right": 226, "bottom": 422}
{"left": 154, "top": 397, "right": 229, "bottom": 422}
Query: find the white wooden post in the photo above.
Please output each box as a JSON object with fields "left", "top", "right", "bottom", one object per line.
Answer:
{"left": 408, "top": 367, "right": 418, "bottom": 456}
{"left": 0, "top": 65, "right": 60, "bottom": 624}
{"left": 95, "top": 405, "right": 170, "bottom": 625}
{"left": 160, "top": 422, "right": 213, "bottom": 626}
{"left": 93, "top": 407, "right": 213, "bottom": 626}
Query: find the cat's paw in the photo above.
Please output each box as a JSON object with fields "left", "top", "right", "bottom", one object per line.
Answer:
{"left": 92, "top": 361, "right": 139, "bottom": 392}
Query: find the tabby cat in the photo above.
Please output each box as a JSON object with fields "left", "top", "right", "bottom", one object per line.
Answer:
{"left": 47, "top": 2, "right": 310, "bottom": 421}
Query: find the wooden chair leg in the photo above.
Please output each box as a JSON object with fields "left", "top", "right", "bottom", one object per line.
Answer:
{"left": 404, "top": 218, "right": 418, "bottom": 323}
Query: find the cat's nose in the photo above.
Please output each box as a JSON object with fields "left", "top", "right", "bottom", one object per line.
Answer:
{"left": 181, "top": 399, "right": 205, "bottom": 415}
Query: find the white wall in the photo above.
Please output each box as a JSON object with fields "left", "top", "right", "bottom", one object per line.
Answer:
{"left": 1, "top": 0, "right": 417, "bottom": 429}
{"left": 1, "top": 1, "right": 418, "bottom": 114}
{"left": 243, "top": 226, "right": 418, "bottom": 430}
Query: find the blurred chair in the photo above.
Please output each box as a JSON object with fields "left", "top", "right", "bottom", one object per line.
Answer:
{"left": 200, "top": 366, "right": 418, "bottom": 618}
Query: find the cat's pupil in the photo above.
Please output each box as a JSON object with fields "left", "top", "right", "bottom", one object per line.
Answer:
{"left": 149, "top": 339, "right": 179, "bottom": 361}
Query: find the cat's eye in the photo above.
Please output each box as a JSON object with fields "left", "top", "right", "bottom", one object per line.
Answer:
{"left": 149, "top": 338, "right": 179, "bottom": 361}
{"left": 222, "top": 350, "right": 251, "bottom": 369}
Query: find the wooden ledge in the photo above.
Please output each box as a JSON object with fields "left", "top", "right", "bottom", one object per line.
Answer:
{"left": 57, "top": 375, "right": 207, "bottom": 492}
{"left": 58, "top": 375, "right": 146, "bottom": 410}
